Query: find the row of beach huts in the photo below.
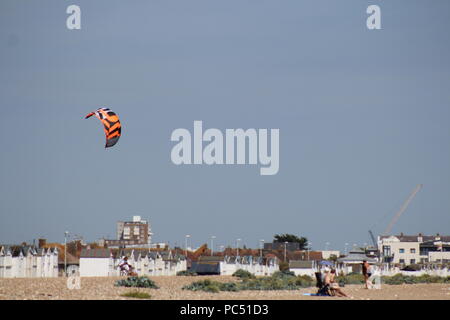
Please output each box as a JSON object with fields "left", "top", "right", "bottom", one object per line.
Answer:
{"left": 0, "top": 245, "right": 280, "bottom": 278}
{"left": 2, "top": 245, "right": 447, "bottom": 278}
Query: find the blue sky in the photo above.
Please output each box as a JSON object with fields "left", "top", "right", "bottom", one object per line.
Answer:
{"left": 1, "top": 0, "right": 449, "bottom": 251}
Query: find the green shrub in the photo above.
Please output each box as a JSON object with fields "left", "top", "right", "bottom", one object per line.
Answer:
{"left": 381, "top": 274, "right": 399, "bottom": 285}
{"left": 238, "top": 279, "right": 264, "bottom": 290}
{"left": 235, "top": 273, "right": 313, "bottom": 291}
{"left": 278, "top": 262, "right": 290, "bottom": 272}
{"left": 177, "top": 270, "right": 198, "bottom": 276}
{"left": 181, "top": 272, "right": 450, "bottom": 292}
{"left": 232, "top": 269, "right": 255, "bottom": 279}
{"left": 272, "top": 270, "right": 296, "bottom": 279}
{"left": 115, "top": 276, "right": 159, "bottom": 289}
{"left": 220, "top": 282, "right": 240, "bottom": 292}
{"left": 294, "top": 275, "right": 315, "bottom": 287}
{"left": 403, "top": 276, "right": 417, "bottom": 284}
{"left": 182, "top": 279, "right": 222, "bottom": 293}
{"left": 382, "top": 273, "right": 449, "bottom": 285}
{"left": 241, "top": 277, "right": 288, "bottom": 290}
{"left": 415, "top": 274, "right": 445, "bottom": 284}
{"left": 340, "top": 273, "right": 365, "bottom": 285}
{"left": 182, "top": 272, "right": 316, "bottom": 293}
{"left": 120, "top": 290, "right": 152, "bottom": 299}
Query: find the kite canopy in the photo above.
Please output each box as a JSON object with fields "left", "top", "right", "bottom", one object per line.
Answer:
{"left": 85, "top": 107, "right": 121, "bottom": 148}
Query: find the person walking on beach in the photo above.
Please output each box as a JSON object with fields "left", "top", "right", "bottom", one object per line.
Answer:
{"left": 362, "top": 260, "right": 373, "bottom": 289}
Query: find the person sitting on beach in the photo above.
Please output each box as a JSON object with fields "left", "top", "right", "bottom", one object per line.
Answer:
{"left": 326, "top": 269, "right": 349, "bottom": 297}
{"left": 316, "top": 268, "right": 332, "bottom": 296}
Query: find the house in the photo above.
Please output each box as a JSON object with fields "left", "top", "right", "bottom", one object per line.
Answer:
{"left": 190, "top": 256, "right": 222, "bottom": 275}
{"left": 118, "top": 249, "right": 186, "bottom": 276}
{"left": 289, "top": 260, "right": 317, "bottom": 276}
{"left": 0, "top": 245, "right": 59, "bottom": 278}
{"left": 286, "top": 250, "right": 323, "bottom": 262}
{"left": 337, "top": 249, "right": 377, "bottom": 273}
{"left": 264, "top": 242, "right": 301, "bottom": 251}
{"left": 79, "top": 248, "right": 115, "bottom": 277}
{"left": 321, "top": 250, "right": 340, "bottom": 260}
{"left": 190, "top": 255, "right": 279, "bottom": 276}
{"left": 79, "top": 248, "right": 187, "bottom": 277}
{"left": 379, "top": 233, "right": 450, "bottom": 265}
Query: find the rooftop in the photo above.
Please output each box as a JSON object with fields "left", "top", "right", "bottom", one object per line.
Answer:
{"left": 380, "top": 234, "right": 450, "bottom": 243}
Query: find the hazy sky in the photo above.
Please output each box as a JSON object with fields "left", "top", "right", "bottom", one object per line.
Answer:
{"left": 1, "top": 0, "right": 449, "bottom": 251}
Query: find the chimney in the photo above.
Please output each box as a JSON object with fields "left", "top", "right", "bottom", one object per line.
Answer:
{"left": 38, "top": 238, "right": 46, "bottom": 248}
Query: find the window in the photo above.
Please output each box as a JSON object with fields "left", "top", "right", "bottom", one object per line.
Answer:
{"left": 410, "top": 259, "right": 416, "bottom": 264}
{"left": 410, "top": 248, "right": 416, "bottom": 254}
{"left": 399, "top": 259, "right": 405, "bottom": 263}
{"left": 399, "top": 248, "right": 405, "bottom": 254}
{"left": 123, "top": 227, "right": 130, "bottom": 239}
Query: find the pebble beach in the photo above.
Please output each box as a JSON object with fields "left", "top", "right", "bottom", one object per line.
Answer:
{"left": 0, "top": 276, "right": 449, "bottom": 300}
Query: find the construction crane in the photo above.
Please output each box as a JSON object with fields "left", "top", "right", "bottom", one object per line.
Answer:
{"left": 367, "top": 184, "right": 422, "bottom": 248}
{"left": 368, "top": 230, "right": 377, "bottom": 248}
{"left": 383, "top": 184, "right": 423, "bottom": 236}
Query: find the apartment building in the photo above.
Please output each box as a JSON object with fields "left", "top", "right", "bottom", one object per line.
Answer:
{"left": 104, "top": 216, "right": 153, "bottom": 248}
{"left": 379, "top": 233, "right": 450, "bottom": 264}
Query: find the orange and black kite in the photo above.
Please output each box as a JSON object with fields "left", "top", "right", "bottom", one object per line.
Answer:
{"left": 85, "top": 107, "right": 121, "bottom": 148}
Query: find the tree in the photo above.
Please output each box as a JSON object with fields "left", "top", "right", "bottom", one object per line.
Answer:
{"left": 329, "top": 254, "right": 338, "bottom": 262}
{"left": 273, "top": 234, "right": 308, "bottom": 250}
{"left": 278, "top": 261, "right": 290, "bottom": 272}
